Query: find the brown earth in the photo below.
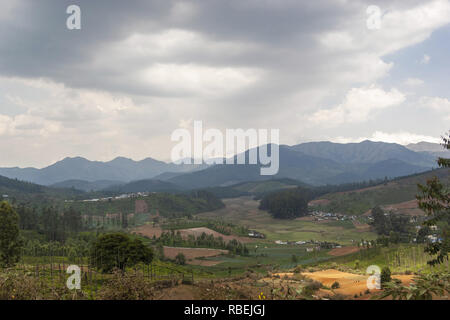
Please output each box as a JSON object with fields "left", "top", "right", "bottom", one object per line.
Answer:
{"left": 352, "top": 220, "right": 371, "bottom": 232}
{"left": 163, "top": 246, "right": 228, "bottom": 266}
{"left": 301, "top": 269, "right": 414, "bottom": 297}
{"left": 132, "top": 224, "right": 162, "bottom": 238}
{"left": 308, "top": 199, "right": 331, "bottom": 206}
{"left": 135, "top": 199, "right": 149, "bottom": 214}
{"left": 382, "top": 200, "right": 425, "bottom": 216}
{"left": 328, "top": 246, "right": 361, "bottom": 257}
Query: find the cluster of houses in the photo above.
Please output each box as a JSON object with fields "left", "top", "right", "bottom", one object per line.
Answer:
{"left": 415, "top": 225, "right": 441, "bottom": 243}
{"left": 72, "top": 192, "right": 152, "bottom": 203}
{"left": 309, "top": 210, "right": 356, "bottom": 221}
{"left": 248, "top": 230, "right": 265, "bottom": 239}
{"left": 274, "top": 239, "right": 342, "bottom": 251}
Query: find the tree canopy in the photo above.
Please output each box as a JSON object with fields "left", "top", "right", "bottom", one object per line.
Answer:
{"left": 90, "top": 233, "right": 153, "bottom": 272}
{"left": 259, "top": 188, "right": 310, "bottom": 219}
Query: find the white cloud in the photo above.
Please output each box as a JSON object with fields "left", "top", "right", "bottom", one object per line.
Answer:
{"left": 138, "top": 63, "right": 262, "bottom": 96}
{"left": 419, "top": 96, "right": 450, "bottom": 119}
{"left": 309, "top": 85, "right": 405, "bottom": 125}
{"left": 404, "top": 78, "right": 424, "bottom": 86}
{"left": 421, "top": 54, "right": 431, "bottom": 64}
{"left": 333, "top": 131, "right": 441, "bottom": 145}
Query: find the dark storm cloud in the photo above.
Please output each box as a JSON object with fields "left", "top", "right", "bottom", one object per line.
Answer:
{"left": 0, "top": 0, "right": 356, "bottom": 96}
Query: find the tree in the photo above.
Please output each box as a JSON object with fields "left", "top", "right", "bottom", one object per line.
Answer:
{"left": 0, "top": 201, "right": 22, "bottom": 267}
{"left": 371, "top": 206, "right": 388, "bottom": 235}
{"left": 175, "top": 253, "right": 186, "bottom": 265}
{"left": 416, "top": 226, "right": 431, "bottom": 244}
{"left": 380, "top": 267, "right": 391, "bottom": 287}
{"left": 90, "top": 233, "right": 153, "bottom": 272}
{"left": 259, "top": 188, "right": 310, "bottom": 219}
{"left": 416, "top": 131, "right": 450, "bottom": 265}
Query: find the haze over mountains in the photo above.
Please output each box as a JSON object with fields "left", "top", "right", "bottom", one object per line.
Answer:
{"left": 0, "top": 140, "right": 443, "bottom": 191}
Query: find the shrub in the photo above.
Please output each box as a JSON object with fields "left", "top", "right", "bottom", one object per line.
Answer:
{"left": 175, "top": 253, "right": 186, "bottom": 265}
{"left": 380, "top": 267, "right": 391, "bottom": 286}
{"left": 293, "top": 266, "right": 303, "bottom": 273}
{"left": 331, "top": 281, "right": 340, "bottom": 289}
{"left": 303, "top": 280, "right": 322, "bottom": 296}
{"left": 96, "top": 270, "right": 157, "bottom": 300}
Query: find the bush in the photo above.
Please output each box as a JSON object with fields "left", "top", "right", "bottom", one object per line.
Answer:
{"left": 293, "top": 266, "right": 303, "bottom": 273}
{"left": 303, "top": 280, "right": 322, "bottom": 296}
{"left": 0, "top": 270, "right": 86, "bottom": 300}
{"left": 175, "top": 253, "right": 186, "bottom": 265}
{"left": 96, "top": 271, "right": 157, "bottom": 300}
{"left": 380, "top": 267, "right": 391, "bottom": 286}
{"left": 331, "top": 281, "right": 340, "bottom": 289}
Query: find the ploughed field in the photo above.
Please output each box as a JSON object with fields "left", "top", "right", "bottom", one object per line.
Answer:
{"left": 163, "top": 246, "right": 228, "bottom": 266}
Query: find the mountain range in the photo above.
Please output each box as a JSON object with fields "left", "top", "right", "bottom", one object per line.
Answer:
{"left": 0, "top": 140, "right": 443, "bottom": 191}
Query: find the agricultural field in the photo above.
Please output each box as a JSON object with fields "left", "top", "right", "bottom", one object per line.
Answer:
{"left": 196, "top": 197, "right": 377, "bottom": 245}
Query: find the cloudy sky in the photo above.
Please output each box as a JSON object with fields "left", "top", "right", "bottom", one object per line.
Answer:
{"left": 0, "top": 0, "right": 449, "bottom": 167}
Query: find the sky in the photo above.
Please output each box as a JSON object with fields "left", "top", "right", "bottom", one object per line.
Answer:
{"left": 0, "top": 0, "right": 449, "bottom": 168}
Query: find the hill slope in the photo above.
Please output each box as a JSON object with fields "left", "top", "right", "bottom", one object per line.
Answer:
{"left": 0, "top": 174, "right": 83, "bottom": 202}
{"left": 309, "top": 168, "right": 449, "bottom": 215}
{"left": 168, "top": 142, "right": 432, "bottom": 188}
{"left": 0, "top": 156, "right": 207, "bottom": 185}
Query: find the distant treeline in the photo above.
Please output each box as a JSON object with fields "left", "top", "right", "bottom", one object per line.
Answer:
{"left": 155, "top": 230, "right": 250, "bottom": 256}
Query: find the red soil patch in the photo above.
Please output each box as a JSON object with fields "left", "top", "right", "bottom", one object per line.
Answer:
{"left": 163, "top": 246, "right": 227, "bottom": 266}
{"left": 382, "top": 200, "right": 425, "bottom": 216}
{"left": 302, "top": 269, "right": 414, "bottom": 297}
{"left": 308, "top": 199, "right": 330, "bottom": 206}
{"left": 328, "top": 246, "right": 360, "bottom": 256}
{"left": 135, "top": 199, "right": 149, "bottom": 214}
{"left": 132, "top": 224, "right": 162, "bottom": 238}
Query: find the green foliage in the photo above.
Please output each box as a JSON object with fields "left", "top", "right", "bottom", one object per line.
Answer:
{"left": 0, "top": 202, "right": 22, "bottom": 267}
{"left": 90, "top": 233, "right": 153, "bottom": 272}
{"left": 380, "top": 267, "right": 391, "bottom": 285}
{"left": 377, "top": 273, "right": 449, "bottom": 300}
{"left": 314, "top": 169, "right": 449, "bottom": 215}
{"left": 370, "top": 206, "right": 413, "bottom": 242}
{"left": 175, "top": 253, "right": 186, "bottom": 265}
{"left": 416, "top": 132, "right": 449, "bottom": 266}
{"left": 331, "top": 281, "right": 340, "bottom": 289}
{"left": 71, "top": 191, "right": 224, "bottom": 219}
